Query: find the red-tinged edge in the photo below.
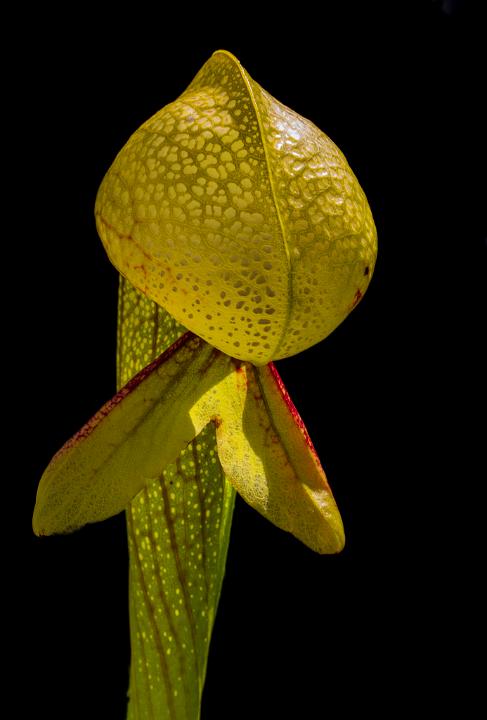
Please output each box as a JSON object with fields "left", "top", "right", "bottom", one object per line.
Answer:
{"left": 51, "top": 331, "right": 198, "bottom": 461}
{"left": 267, "top": 362, "right": 320, "bottom": 462}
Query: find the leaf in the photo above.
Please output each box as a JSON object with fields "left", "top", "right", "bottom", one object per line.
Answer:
{"left": 34, "top": 313, "right": 343, "bottom": 552}
{"left": 32, "top": 331, "right": 234, "bottom": 536}
{"left": 95, "top": 50, "right": 377, "bottom": 366}
{"left": 214, "top": 362, "right": 344, "bottom": 554}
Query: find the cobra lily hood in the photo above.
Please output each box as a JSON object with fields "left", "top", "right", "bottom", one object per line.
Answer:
{"left": 33, "top": 50, "right": 377, "bottom": 720}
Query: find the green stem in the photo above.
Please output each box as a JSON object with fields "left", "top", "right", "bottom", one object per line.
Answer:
{"left": 118, "top": 278, "right": 235, "bottom": 719}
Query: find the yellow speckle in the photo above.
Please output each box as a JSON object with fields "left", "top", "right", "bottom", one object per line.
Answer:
{"left": 222, "top": 128, "right": 239, "bottom": 144}
{"left": 214, "top": 125, "right": 230, "bottom": 137}
{"left": 240, "top": 211, "right": 264, "bottom": 226}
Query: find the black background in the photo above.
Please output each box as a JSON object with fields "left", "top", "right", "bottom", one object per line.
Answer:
{"left": 12, "top": 2, "right": 485, "bottom": 718}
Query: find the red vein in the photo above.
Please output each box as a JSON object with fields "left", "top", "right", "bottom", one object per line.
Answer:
{"left": 131, "top": 593, "right": 153, "bottom": 720}
{"left": 145, "top": 483, "right": 189, "bottom": 702}
{"left": 192, "top": 442, "right": 210, "bottom": 605}
{"left": 128, "top": 499, "right": 176, "bottom": 718}
{"left": 160, "top": 475, "right": 201, "bottom": 684}
{"left": 267, "top": 362, "right": 320, "bottom": 460}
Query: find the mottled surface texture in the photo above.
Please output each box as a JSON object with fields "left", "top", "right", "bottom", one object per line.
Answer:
{"left": 96, "top": 50, "right": 377, "bottom": 365}
{"left": 118, "top": 278, "right": 235, "bottom": 719}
